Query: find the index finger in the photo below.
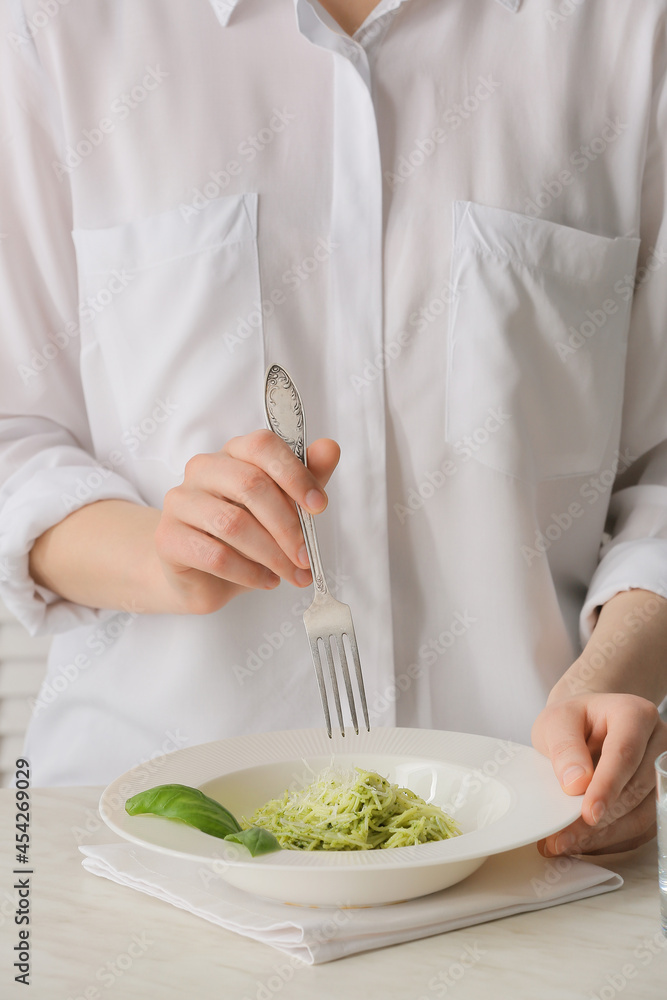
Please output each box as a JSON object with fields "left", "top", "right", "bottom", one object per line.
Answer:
{"left": 225, "top": 430, "right": 328, "bottom": 514}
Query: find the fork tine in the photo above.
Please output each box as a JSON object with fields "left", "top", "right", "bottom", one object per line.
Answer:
{"left": 306, "top": 630, "right": 332, "bottom": 739}
{"left": 344, "top": 627, "right": 370, "bottom": 732}
{"left": 324, "top": 636, "right": 346, "bottom": 737}
{"left": 334, "top": 634, "right": 359, "bottom": 735}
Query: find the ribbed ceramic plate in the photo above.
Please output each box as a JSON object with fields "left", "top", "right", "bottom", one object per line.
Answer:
{"left": 99, "top": 727, "right": 583, "bottom": 906}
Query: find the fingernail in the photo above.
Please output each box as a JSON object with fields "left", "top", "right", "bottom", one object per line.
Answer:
{"left": 591, "top": 801, "right": 605, "bottom": 825}
{"left": 265, "top": 573, "right": 280, "bottom": 588}
{"left": 295, "top": 568, "right": 312, "bottom": 586}
{"left": 305, "top": 489, "right": 326, "bottom": 513}
{"left": 562, "top": 765, "right": 586, "bottom": 787}
{"left": 297, "top": 545, "right": 309, "bottom": 568}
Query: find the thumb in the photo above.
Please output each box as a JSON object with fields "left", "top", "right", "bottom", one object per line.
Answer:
{"left": 531, "top": 701, "right": 594, "bottom": 796}
{"left": 306, "top": 438, "right": 341, "bottom": 490}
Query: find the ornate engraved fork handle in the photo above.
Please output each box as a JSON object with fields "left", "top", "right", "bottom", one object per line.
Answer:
{"left": 264, "top": 364, "right": 328, "bottom": 596}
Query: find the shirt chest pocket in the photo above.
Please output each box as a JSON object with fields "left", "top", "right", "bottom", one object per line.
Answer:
{"left": 72, "top": 193, "right": 264, "bottom": 472}
{"left": 445, "top": 201, "right": 640, "bottom": 483}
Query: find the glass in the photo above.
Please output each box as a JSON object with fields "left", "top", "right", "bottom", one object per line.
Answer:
{"left": 655, "top": 751, "right": 667, "bottom": 935}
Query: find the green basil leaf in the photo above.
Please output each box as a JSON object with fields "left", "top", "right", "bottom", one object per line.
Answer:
{"left": 125, "top": 783, "right": 242, "bottom": 838}
{"left": 224, "top": 826, "right": 282, "bottom": 857}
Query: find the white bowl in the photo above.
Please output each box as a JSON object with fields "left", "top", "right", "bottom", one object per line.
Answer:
{"left": 99, "top": 727, "right": 583, "bottom": 907}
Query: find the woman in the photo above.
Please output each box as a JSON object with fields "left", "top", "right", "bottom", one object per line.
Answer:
{"left": 1, "top": 0, "right": 666, "bottom": 860}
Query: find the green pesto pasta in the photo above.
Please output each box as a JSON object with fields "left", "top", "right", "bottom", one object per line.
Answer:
{"left": 244, "top": 767, "right": 462, "bottom": 851}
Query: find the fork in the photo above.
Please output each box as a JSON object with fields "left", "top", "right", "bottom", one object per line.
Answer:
{"left": 264, "top": 364, "right": 370, "bottom": 737}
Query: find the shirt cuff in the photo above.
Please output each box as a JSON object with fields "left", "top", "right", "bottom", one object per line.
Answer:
{"left": 0, "top": 466, "right": 148, "bottom": 636}
{"left": 579, "top": 538, "right": 667, "bottom": 645}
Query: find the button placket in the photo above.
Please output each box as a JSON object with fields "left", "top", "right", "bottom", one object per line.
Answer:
{"left": 327, "top": 53, "right": 395, "bottom": 725}
{"left": 293, "top": 0, "right": 396, "bottom": 723}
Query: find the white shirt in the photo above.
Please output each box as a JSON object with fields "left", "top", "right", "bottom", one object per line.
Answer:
{"left": 1, "top": 0, "right": 667, "bottom": 785}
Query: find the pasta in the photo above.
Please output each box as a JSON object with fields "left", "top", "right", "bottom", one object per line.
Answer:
{"left": 244, "top": 767, "right": 461, "bottom": 851}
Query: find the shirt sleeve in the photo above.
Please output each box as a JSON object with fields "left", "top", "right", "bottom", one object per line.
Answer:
{"left": 0, "top": 3, "right": 147, "bottom": 637}
{"left": 580, "top": 15, "right": 667, "bottom": 644}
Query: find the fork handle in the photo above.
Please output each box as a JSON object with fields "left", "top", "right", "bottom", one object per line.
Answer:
{"left": 264, "top": 364, "right": 329, "bottom": 597}
{"left": 295, "top": 506, "right": 328, "bottom": 596}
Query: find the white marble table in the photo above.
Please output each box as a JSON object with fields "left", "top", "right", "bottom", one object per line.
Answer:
{"left": 0, "top": 787, "right": 666, "bottom": 999}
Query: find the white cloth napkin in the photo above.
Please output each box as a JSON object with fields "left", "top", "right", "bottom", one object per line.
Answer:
{"left": 80, "top": 843, "right": 622, "bottom": 965}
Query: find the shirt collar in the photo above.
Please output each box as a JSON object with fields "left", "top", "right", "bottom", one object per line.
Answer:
{"left": 207, "top": 0, "right": 522, "bottom": 28}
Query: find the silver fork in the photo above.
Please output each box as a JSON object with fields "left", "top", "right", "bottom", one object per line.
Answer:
{"left": 264, "top": 364, "right": 370, "bottom": 737}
